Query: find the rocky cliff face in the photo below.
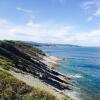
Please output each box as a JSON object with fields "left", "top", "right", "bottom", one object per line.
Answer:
{"left": 0, "top": 40, "right": 72, "bottom": 91}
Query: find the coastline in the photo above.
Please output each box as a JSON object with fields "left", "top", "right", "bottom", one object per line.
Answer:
{"left": 43, "top": 55, "right": 82, "bottom": 100}
{"left": 0, "top": 41, "right": 74, "bottom": 100}
{"left": 0, "top": 55, "right": 74, "bottom": 100}
{"left": 43, "top": 55, "right": 61, "bottom": 68}
{"left": 42, "top": 55, "right": 76, "bottom": 99}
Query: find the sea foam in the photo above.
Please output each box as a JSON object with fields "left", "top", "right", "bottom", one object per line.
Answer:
{"left": 66, "top": 74, "right": 83, "bottom": 79}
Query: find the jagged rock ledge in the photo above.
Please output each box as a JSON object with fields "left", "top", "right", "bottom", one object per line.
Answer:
{"left": 0, "top": 40, "right": 73, "bottom": 97}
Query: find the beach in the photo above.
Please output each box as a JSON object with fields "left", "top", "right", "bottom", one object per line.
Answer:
{"left": 43, "top": 55, "right": 61, "bottom": 68}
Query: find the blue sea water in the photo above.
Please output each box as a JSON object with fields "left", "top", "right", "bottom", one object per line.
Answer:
{"left": 39, "top": 45, "right": 100, "bottom": 100}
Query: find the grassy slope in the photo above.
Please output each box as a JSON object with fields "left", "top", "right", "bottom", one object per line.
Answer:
{"left": 0, "top": 55, "right": 12, "bottom": 70}
{"left": 0, "top": 70, "right": 57, "bottom": 100}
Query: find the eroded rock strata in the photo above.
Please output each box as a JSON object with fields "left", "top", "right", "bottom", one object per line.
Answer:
{"left": 0, "top": 40, "right": 72, "bottom": 91}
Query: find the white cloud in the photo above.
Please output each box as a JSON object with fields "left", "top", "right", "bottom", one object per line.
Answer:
{"left": 81, "top": 0, "right": 100, "bottom": 21}
{"left": 94, "top": 7, "right": 100, "bottom": 16}
{"left": 17, "top": 7, "right": 33, "bottom": 13}
{"left": 26, "top": 20, "right": 41, "bottom": 28}
{"left": 80, "top": 1, "right": 94, "bottom": 10}
{"left": 16, "top": 7, "right": 35, "bottom": 19}
{"left": 0, "top": 18, "right": 100, "bottom": 46}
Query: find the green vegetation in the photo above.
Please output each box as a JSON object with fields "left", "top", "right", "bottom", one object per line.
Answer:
{"left": 0, "top": 70, "right": 32, "bottom": 100}
{"left": 0, "top": 40, "right": 46, "bottom": 56}
{"left": 0, "top": 70, "right": 57, "bottom": 100}
{"left": 0, "top": 55, "right": 12, "bottom": 70}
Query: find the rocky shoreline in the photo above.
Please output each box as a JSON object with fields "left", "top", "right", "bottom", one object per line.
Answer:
{"left": 42, "top": 55, "right": 61, "bottom": 68}
{"left": 0, "top": 40, "right": 74, "bottom": 100}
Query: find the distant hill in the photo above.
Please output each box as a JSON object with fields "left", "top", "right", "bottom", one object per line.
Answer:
{"left": 27, "top": 41, "right": 81, "bottom": 47}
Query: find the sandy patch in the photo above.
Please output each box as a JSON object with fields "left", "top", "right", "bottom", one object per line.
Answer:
{"left": 43, "top": 56, "right": 61, "bottom": 68}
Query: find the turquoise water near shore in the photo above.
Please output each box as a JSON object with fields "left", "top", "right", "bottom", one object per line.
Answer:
{"left": 40, "top": 46, "right": 100, "bottom": 100}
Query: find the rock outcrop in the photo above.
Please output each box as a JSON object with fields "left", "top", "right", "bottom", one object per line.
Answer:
{"left": 0, "top": 40, "right": 72, "bottom": 91}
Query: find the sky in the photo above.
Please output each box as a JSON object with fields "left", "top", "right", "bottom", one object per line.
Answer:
{"left": 0, "top": 0, "right": 100, "bottom": 46}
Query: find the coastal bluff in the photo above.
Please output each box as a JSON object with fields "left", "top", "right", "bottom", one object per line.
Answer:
{"left": 0, "top": 40, "right": 73, "bottom": 100}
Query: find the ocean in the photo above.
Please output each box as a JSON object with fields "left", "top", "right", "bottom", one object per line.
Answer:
{"left": 39, "top": 45, "right": 100, "bottom": 100}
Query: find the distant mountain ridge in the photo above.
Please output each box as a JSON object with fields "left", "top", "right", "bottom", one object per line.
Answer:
{"left": 27, "top": 41, "right": 81, "bottom": 47}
